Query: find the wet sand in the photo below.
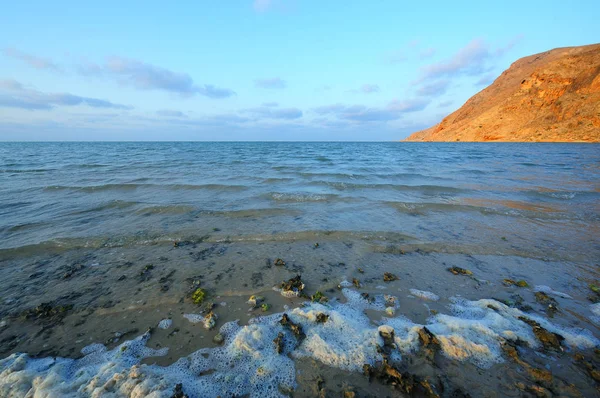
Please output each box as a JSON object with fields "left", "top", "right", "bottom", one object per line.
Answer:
{"left": 1, "top": 233, "right": 599, "bottom": 397}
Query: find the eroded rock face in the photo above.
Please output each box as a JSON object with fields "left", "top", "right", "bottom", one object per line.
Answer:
{"left": 405, "top": 43, "right": 600, "bottom": 142}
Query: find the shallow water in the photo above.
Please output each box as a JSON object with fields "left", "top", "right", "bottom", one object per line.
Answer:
{"left": 0, "top": 142, "right": 599, "bottom": 397}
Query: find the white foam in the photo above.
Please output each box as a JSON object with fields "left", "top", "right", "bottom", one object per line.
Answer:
{"left": 590, "top": 303, "right": 600, "bottom": 324}
{"left": 158, "top": 319, "right": 172, "bottom": 330}
{"left": 183, "top": 313, "right": 204, "bottom": 324}
{"left": 534, "top": 285, "right": 573, "bottom": 299}
{"left": 1, "top": 288, "right": 598, "bottom": 397}
{"left": 409, "top": 289, "right": 440, "bottom": 301}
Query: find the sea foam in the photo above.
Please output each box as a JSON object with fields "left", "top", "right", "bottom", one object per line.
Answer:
{"left": 1, "top": 288, "right": 598, "bottom": 397}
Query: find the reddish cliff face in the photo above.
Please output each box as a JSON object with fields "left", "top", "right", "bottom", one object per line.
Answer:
{"left": 405, "top": 44, "right": 600, "bottom": 142}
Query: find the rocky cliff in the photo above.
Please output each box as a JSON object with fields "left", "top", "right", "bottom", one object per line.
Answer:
{"left": 405, "top": 43, "right": 600, "bottom": 142}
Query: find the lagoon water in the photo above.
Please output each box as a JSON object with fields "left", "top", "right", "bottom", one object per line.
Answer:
{"left": 1, "top": 142, "right": 599, "bottom": 397}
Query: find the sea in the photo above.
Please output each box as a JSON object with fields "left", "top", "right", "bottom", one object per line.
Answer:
{"left": 0, "top": 142, "right": 599, "bottom": 397}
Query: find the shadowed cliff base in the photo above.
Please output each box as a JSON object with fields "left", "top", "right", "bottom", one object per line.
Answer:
{"left": 405, "top": 43, "right": 600, "bottom": 142}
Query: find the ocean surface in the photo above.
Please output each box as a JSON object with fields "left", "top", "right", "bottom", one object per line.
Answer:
{"left": 1, "top": 142, "right": 599, "bottom": 260}
{"left": 1, "top": 142, "right": 599, "bottom": 397}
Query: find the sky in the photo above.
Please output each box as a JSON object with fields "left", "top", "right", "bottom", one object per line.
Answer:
{"left": 0, "top": 0, "right": 598, "bottom": 141}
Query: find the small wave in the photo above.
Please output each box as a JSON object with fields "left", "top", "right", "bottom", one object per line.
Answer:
{"left": 43, "top": 183, "right": 248, "bottom": 193}
{"left": 69, "top": 164, "right": 109, "bottom": 169}
{"left": 135, "top": 204, "right": 197, "bottom": 215}
{"left": 308, "top": 181, "right": 467, "bottom": 194}
{"left": 199, "top": 208, "right": 301, "bottom": 218}
{"left": 261, "top": 177, "right": 295, "bottom": 184}
{"left": 0, "top": 168, "right": 54, "bottom": 173}
{"left": 266, "top": 192, "right": 340, "bottom": 202}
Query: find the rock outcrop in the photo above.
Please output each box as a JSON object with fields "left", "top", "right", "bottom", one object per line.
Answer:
{"left": 405, "top": 43, "right": 600, "bottom": 142}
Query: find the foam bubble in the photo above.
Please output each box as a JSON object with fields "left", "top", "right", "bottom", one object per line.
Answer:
{"left": 409, "top": 289, "right": 440, "bottom": 301}
{"left": 1, "top": 288, "right": 598, "bottom": 397}
{"left": 158, "top": 319, "right": 172, "bottom": 330}
{"left": 183, "top": 313, "right": 204, "bottom": 324}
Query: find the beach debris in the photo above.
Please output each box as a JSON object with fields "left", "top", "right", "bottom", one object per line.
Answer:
{"left": 314, "top": 243, "right": 319, "bottom": 248}
{"left": 518, "top": 316, "right": 564, "bottom": 351}
{"left": 383, "top": 272, "right": 398, "bottom": 282}
{"left": 203, "top": 311, "right": 218, "bottom": 330}
{"left": 385, "top": 307, "right": 396, "bottom": 316}
{"left": 171, "top": 383, "right": 189, "bottom": 398}
{"left": 261, "top": 303, "right": 271, "bottom": 312}
{"left": 191, "top": 288, "right": 206, "bottom": 305}
{"left": 274, "top": 258, "right": 286, "bottom": 267}
{"left": 280, "top": 313, "right": 305, "bottom": 345}
{"left": 352, "top": 278, "right": 361, "bottom": 288}
{"left": 447, "top": 266, "right": 472, "bottom": 276}
{"left": 358, "top": 268, "right": 365, "bottom": 274}
{"left": 273, "top": 332, "right": 285, "bottom": 354}
{"left": 280, "top": 275, "right": 305, "bottom": 297}
{"left": 316, "top": 313, "right": 329, "bottom": 323}
{"left": 503, "top": 279, "right": 529, "bottom": 288}
{"left": 247, "top": 295, "right": 264, "bottom": 308}
{"left": 311, "top": 291, "right": 328, "bottom": 303}
{"left": 362, "top": 361, "right": 439, "bottom": 397}
{"left": 213, "top": 333, "right": 224, "bottom": 345}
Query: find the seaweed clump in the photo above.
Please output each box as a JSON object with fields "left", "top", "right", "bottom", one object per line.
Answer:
{"left": 280, "top": 275, "right": 305, "bottom": 297}
{"left": 518, "top": 316, "right": 564, "bottom": 351}
{"left": 383, "top": 272, "right": 398, "bottom": 282}
{"left": 316, "top": 313, "right": 329, "bottom": 323}
{"left": 21, "top": 302, "right": 73, "bottom": 321}
{"left": 274, "top": 258, "right": 286, "bottom": 267}
{"left": 191, "top": 288, "right": 206, "bottom": 305}
{"left": 503, "top": 279, "right": 529, "bottom": 288}
{"left": 588, "top": 284, "right": 600, "bottom": 303}
{"left": 203, "top": 311, "right": 218, "bottom": 330}
{"left": 447, "top": 266, "right": 472, "bottom": 276}
{"left": 273, "top": 332, "right": 285, "bottom": 354}
{"left": 171, "top": 383, "right": 189, "bottom": 398}
{"left": 280, "top": 313, "right": 305, "bottom": 346}
{"left": 311, "top": 291, "right": 328, "bottom": 303}
{"left": 535, "top": 291, "right": 558, "bottom": 317}
{"left": 362, "top": 361, "right": 440, "bottom": 397}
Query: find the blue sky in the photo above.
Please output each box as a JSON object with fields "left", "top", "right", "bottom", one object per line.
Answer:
{"left": 0, "top": 0, "right": 598, "bottom": 141}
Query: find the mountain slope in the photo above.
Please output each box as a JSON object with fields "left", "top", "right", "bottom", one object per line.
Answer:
{"left": 405, "top": 43, "right": 600, "bottom": 142}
